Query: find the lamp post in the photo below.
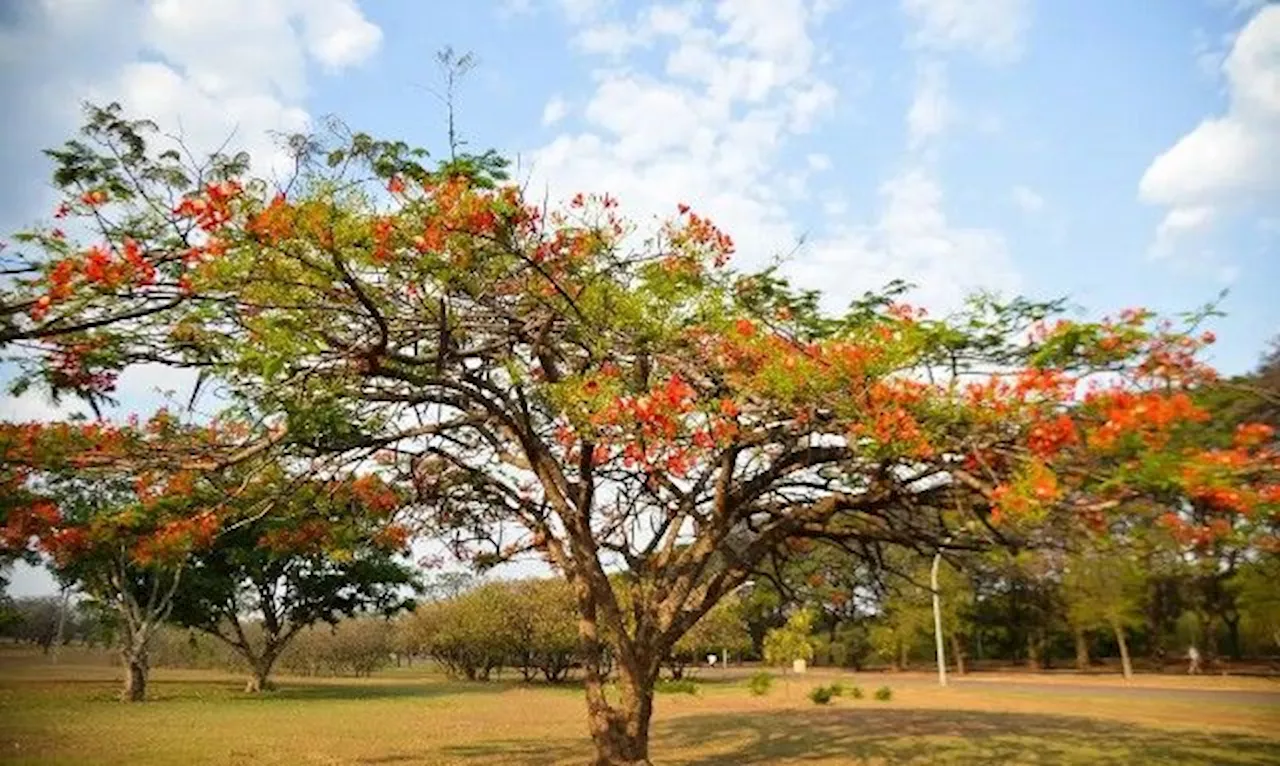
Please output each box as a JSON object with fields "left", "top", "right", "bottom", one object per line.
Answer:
{"left": 931, "top": 540, "right": 952, "bottom": 687}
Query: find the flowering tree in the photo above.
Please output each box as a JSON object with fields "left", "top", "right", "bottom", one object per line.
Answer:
{"left": 167, "top": 469, "right": 419, "bottom": 692}
{"left": 4, "top": 105, "right": 1278, "bottom": 763}
{"left": 0, "top": 415, "right": 233, "bottom": 701}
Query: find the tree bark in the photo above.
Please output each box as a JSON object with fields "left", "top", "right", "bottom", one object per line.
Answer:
{"left": 1074, "top": 626, "right": 1091, "bottom": 672}
{"left": 1026, "top": 632, "right": 1043, "bottom": 671}
{"left": 1112, "top": 622, "right": 1133, "bottom": 680}
{"left": 245, "top": 652, "right": 279, "bottom": 693}
{"left": 948, "top": 633, "right": 967, "bottom": 676}
{"left": 123, "top": 651, "right": 148, "bottom": 702}
{"left": 584, "top": 655, "right": 655, "bottom": 766}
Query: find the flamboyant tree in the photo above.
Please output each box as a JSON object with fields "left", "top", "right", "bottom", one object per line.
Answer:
{"left": 0, "top": 414, "right": 233, "bottom": 701}
{"left": 166, "top": 469, "right": 419, "bottom": 692}
{"left": 4, "top": 105, "right": 1279, "bottom": 763}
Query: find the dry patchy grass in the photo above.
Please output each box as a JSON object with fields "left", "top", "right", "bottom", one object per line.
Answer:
{"left": 1, "top": 653, "right": 1278, "bottom": 765}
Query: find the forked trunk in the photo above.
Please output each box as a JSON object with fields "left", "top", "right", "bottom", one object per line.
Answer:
{"left": 1112, "top": 622, "right": 1133, "bottom": 680}
{"left": 1074, "top": 626, "right": 1091, "bottom": 671}
{"left": 245, "top": 653, "right": 279, "bottom": 693}
{"left": 584, "top": 658, "right": 655, "bottom": 766}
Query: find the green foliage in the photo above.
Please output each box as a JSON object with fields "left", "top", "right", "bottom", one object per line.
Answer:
{"left": 747, "top": 671, "right": 774, "bottom": 696}
{"left": 667, "top": 595, "right": 752, "bottom": 678}
{"left": 874, "top": 685, "right": 893, "bottom": 702}
{"left": 849, "top": 684, "right": 864, "bottom": 699}
{"left": 828, "top": 681, "right": 847, "bottom": 697}
{"left": 764, "top": 609, "right": 817, "bottom": 668}
{"left": 808, "top": 685, "right": 834, "bottom": 705}
{"left": 402, "top": 577, "right": 579, "bottom": 683}
{"left": 655, "top": 678, "right": 699, "bottom": 695}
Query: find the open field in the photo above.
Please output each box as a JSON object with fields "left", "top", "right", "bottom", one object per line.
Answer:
{"left": 2, "top": 652, "right": 1279, "bottom": 765}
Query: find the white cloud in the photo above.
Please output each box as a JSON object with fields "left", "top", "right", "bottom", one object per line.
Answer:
{"left": 529, "top": 0, "right": 834, "bottom": 269}
{"left": 1139, "top": 4, "right": 1279, "bottom": 254}
{"left": 795, "top": 168, "right": 1020, "bottom": 315}
{"left": 907, "top": 61, "right": 950, "bottom": 148}
{"left": 1011, "top": 184, "right": 1045, "bottom": 214}
{"left": 542, "top": 95, "right": 570, "bottom": 126}
{"left": 807, "top": 153, "right": 832, "bottom": 171}
{"left": 900, "top": 0, "right": 1031, "bottom": 63}
{"left": 1150, "top": 205, "right": 1216, "bottom": 259}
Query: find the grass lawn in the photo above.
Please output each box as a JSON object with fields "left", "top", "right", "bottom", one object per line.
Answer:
{"left": 2, "top": 652, "right": 1278, "bottom": 764}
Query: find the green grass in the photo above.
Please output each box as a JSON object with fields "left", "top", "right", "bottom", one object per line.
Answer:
{"left": 1, "top": 653, "right": 1278, "bottom": 764}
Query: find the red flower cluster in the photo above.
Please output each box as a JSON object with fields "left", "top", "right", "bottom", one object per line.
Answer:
{"left": 174, "top": 181, "right": 242, "bottom": 232}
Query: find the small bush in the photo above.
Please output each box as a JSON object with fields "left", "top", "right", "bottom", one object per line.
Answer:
{"left": 829, "top": 681, "right": 847, "bottom": 697}
{"left": 874, "top": 685, "right": 892, "bottom": 702}
{"left": 656, "top": 678, "right": 699, "bottom": 695}
{"left": 747, "top": 671, "right": 775, "bottom": 696}
{"left": 808, "top": 685, "right": 834, "bottom": 705}
{"left": 850, "top": 685, "right": 864, "bottom": 699}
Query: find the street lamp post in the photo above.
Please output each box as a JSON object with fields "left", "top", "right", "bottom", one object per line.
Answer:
{"left": 931, "top": 546, "right": 948, "bottom": 687}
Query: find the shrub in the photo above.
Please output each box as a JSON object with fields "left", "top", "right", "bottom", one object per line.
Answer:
{"left": 850, "top": 685, "right": 864, "bottom": 699}
{"left": 874, "top": 685, "right": 892, "bottom": 701}
{"left": 808, "top": 685, "right": 834, "bottom": 705}
{"left": 655, "top": 678, "right": 699, "bottom": 695}
{"left": 829, "top": 681, "right": 847, "bottom": 697}
{"left": 747, "top": 671, "right": 775, "bottom": 697}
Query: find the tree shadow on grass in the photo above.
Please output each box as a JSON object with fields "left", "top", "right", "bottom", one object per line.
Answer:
{"left": 434, "top": 740, "right": 587, "bottom": 766}
{"left": 657, "top": 708, "right": 1280, "bottom": 765}
{"left": 246, "top": 679, "right": 508, "bottom": 702}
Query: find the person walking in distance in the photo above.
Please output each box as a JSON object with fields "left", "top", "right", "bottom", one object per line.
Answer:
{"left": 1187, "top": 645, "right": 1201, "bottom": 675}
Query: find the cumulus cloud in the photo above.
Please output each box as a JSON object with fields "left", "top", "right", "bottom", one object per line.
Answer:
{"left": 1150, "top": 205, "right": 1216, "bottom": 260}
{"left": 900, "top": 0, "right": 1031, "bottom": 63}
{"left": 541, "top": 95, "right": 570, "bottom": 126}
{"left": 531, "top": 0, "right": 834, "bottom": 269}
{"left": 796, "top": 168, "right": 1021, "bottom": 315}
{"left": 530, "top": 0, "right": 1022, "bottom": 316}
{"left": 1139, "top": 5, "right": 1280, "bottom": 252}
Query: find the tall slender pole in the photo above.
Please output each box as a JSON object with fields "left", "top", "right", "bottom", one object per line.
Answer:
{"left": 931, "top": 550, "right": 948, "bottom": 687}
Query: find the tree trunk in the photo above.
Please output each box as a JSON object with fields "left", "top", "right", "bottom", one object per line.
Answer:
{"left": 948, "top": 633, "right": 967, "bottom": 675}
{"left": 584, "top": 657, "right": 655, "bottom": 766}
{"left": 1112, "top": 622, "right": 1133, "bottom": 680}
{"left": 1224, "top": 614, "right": 1241, "bottom": 660}
{"left": 245, "top": 653, "right": 278, "bottom": 693}
{"left": 898, "top": 641, "right": 910, "bottom": 671}
{"left": 1026, "top": 632, "right": 1042, "bottom": 671}
{"left": 123, "top": 651, "right": 148, "bottom": 702}
{"left": 1074, "top": 626, "right": 1091, "bottom": 672}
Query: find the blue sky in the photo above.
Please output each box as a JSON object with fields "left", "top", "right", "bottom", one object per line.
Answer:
{"left": 2, "top": 0, "right": 1278, "bottom": 594}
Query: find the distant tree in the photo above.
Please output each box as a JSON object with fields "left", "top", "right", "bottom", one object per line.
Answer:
{"left": 167, "top": 469, "right": 420, "bottom": 692}
{"left": 1064, "top": 545, "right": 1145, "bottom": 678}
{"left": 512, "top": 578, "right": 579, "bottom": 682}
{"left": 409, "top": 581, "right": 516, "bottom": 681}
{"left": 1233, "top": 554, "right": 1280, "bottom": 652}
{"left": 666, "top": 595, "right": 750, "bottom": 679}
{"left": 763, "top": 608, "right": 817, "bottom": 670}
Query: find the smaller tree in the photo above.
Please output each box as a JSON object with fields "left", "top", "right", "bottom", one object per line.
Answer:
{"left": 1233, "top": 554, "right": 1280, "bottom": 652}
{"left": 512, "top": 578, "right": 579, "bottom": 682}
{"left": 1064, "top": 546, "right": 1145, "bottom": 678}
{"left": 666, "top": 595, "right": 751, "bottom": 679}
{"left": 409, "top": 581, "right": 517, "bottom": 680}
{"left": 763, "top": 608, "right": 817, "bottom": 671}
{"left": 167, "top": 470, "right": 420, "bottom": 692}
